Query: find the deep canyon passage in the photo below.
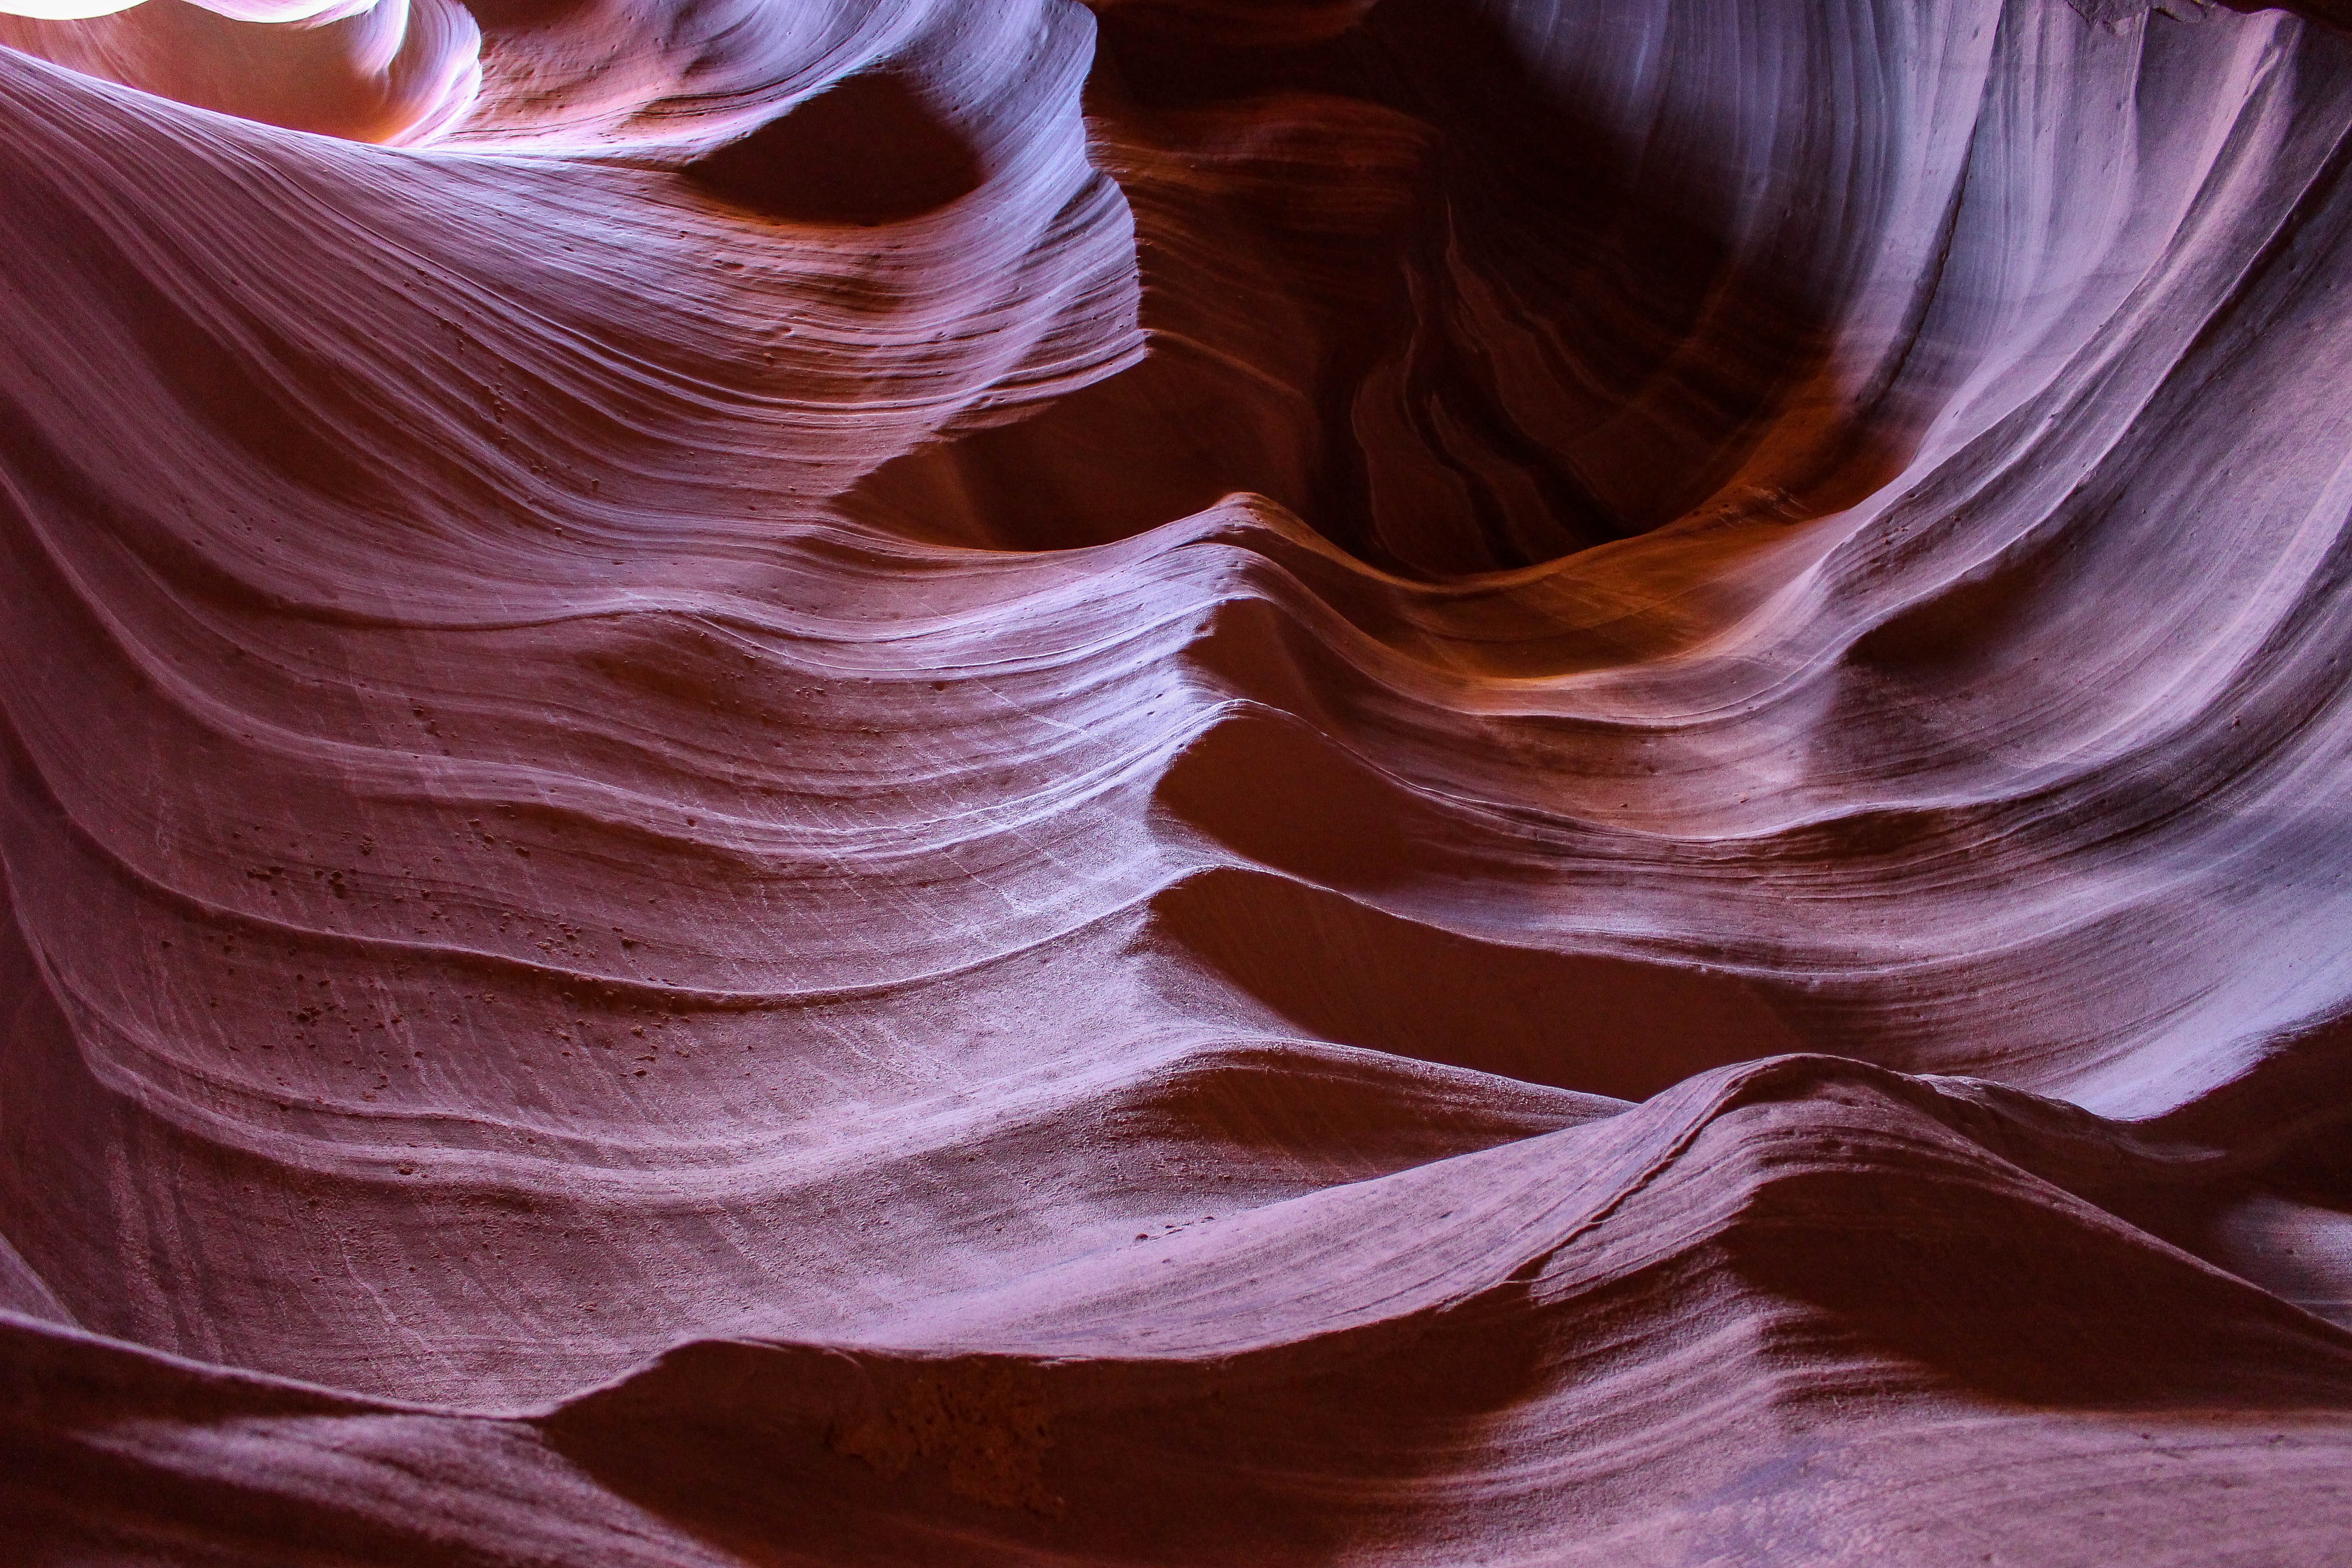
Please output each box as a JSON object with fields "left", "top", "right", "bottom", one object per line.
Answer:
{"left": 4, "top": 0, "right": 2352, "bottom": 1561}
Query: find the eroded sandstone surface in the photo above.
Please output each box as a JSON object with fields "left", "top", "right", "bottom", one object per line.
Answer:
{"left": 4, "top": 0, "right": 2352, "bottom": 1561}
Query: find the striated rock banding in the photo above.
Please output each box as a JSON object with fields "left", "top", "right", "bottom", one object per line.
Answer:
{"left": 4, "top": 0, "right": 2352, "bottom": 1560}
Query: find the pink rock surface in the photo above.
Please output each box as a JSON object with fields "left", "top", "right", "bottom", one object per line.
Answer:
{"left": 5, "top": 0, "right": 2352, "bottom": 1561}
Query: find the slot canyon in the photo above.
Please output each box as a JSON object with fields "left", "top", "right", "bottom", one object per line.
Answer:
{"left": 3, "top": 0, "right": 2352, "bottom": 1561}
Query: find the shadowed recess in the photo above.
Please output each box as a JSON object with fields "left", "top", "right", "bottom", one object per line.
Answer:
{"left": 683, "top": 72, "right": 986, "bottom": 225}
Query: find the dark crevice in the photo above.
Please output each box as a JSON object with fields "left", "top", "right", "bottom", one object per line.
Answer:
{"left": 684, "top": 72, "right": 983, "bottom": 226}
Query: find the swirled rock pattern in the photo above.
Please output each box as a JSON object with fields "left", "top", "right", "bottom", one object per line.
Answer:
{"left": 6, "top": 0, "right": 2352, "bottom": 1561}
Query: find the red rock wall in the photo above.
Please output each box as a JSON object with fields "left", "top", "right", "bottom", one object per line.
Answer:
{"left": 3, "top": 0, "right": 2351, "bottom": 1561}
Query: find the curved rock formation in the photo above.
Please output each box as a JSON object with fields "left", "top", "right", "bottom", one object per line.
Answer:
{"left": 5, "top": 0, "right": 2352, "bottom": 1561}
{"left": 0, "top": 0, "right": 480, "bottom": 143}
